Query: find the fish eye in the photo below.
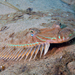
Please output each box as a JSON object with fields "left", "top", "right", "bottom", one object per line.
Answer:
{"left": 30, "top": 30, "right": 34, "bottom": 36}
{"left": 30, "top": 30, "right": 33, "bottom": 33}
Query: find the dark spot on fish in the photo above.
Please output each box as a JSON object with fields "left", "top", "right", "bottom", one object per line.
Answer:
{"left": 0, "top": 26, "right": 9, "bottom": 31}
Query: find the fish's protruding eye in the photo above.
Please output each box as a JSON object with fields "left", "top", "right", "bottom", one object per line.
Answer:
{"left": 30, "top": 30, "right": 33, "bottom": 33}
{"left": 31, "top": 34, "right": 34, "bottom": 36}
{"left": 29, "top": 28, "right": 40, "bottom": 36}
{"left": 30, "top": 30, "right": 34, "bottom": 36}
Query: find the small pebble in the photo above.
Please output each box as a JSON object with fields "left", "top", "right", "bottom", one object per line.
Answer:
{"left": 0, "top": 66, "right": 5, "bottom": 72}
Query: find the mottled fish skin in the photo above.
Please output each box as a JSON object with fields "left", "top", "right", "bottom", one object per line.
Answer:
{"left": 0, "top": 23, "right": 75, "bottom": 61}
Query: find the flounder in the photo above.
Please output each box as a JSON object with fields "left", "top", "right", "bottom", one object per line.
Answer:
{"left": 0, "top": 23, "right": 75, "bottom": 61}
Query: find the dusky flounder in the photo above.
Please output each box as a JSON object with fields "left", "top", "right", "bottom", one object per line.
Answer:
{"left": 0, "top": 23, "right": 75, "bottom": 61}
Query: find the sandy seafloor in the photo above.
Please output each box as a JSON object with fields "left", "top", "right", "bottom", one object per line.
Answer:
{"left": 0, "top": 0, "right": 75, "bottom": 75}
